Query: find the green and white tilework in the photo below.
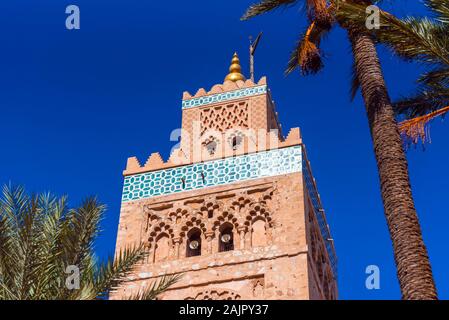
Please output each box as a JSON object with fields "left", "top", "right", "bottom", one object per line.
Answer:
{"left": 182, "top": 85, "right": 267, "bottom": 109}
{"left": 122, "top": 145, "right": 301, "bottom": 202}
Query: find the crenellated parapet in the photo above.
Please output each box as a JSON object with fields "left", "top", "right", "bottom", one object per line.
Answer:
{"left": 123, "top": 127, "right": 301, "bottom": 176}
{"left": 122, "top": 144, "right": 302, "bottom": 203}
{"left": 182, "top": 77, "right": 267, "bottom": 108}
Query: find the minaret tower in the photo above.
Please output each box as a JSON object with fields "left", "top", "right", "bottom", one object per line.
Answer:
{"left": 112, "top": 53, "right": 337, "bottom": 300}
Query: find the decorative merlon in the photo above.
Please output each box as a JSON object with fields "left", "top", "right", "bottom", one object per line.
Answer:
{"left": 183, "top": 77, "right": 266, "bottom": 99}
{"left": 145, "top": 152, "right": 164, "bottom": 168}
{"left": 126, "top": 157, "right": 142, "bottom": 171}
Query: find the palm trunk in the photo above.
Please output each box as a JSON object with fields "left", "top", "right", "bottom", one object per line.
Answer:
{"left": 347, "top": 28, "right": 437, "bottom": 299}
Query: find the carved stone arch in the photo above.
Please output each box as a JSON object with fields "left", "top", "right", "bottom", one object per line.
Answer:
{"left": 256, "top": 185, "right": 278, "bottom": 214}
{"left": 224, "top": 127, "right": 247, "bottom": 152}
{"left": 168, "top": 206, "right": 190, "bottom": 225}
{"left": 253, "top": 278, "right": 265, "bottom": 298}
{"left": 200, "top": 128, "right": 223, "bottom": 157}
{"left": 179, "top": 216, "right": 207, "bottom": 239}
{"left": 245, "top": 202, "right": 273, "bottom": 227}
{"left": 246, "top": 201, "right": 274, "bottom": 248}
{"left": 185, "top": 226, "right": 203, "bottom": 257}
{"left": 260, "top": 187, "right": 275, "bottom": 203}
{"left": 200, "top": 199, "right": 221, "bottom": 219}
{"left": 148, "top": 220, "right": 175, "bottom": 246}
{"left": 229, "top": 195, "right": 255, "bottom": 230}
{"left": 211, "top": 206, "right": 239, "bottom": 232}
{"left": 215, "top": 221, "right": 235, "bottom": 252}
{"left": 143, "top": 203, "right": 174, "bottom": 233}
{"left": 185, "top": 289, "right": 241, "bottom": 300}
{"left": 143, "top": 211, "right": 162, "bottom": 233}
{"left": 153, "top": 232, "right": 171, "bottom": 263}
{"left": 230, "top": 195, "right": 252, "bottom": 212}
{"left": 250, "top": 217, "right": 268, "bottom": 248}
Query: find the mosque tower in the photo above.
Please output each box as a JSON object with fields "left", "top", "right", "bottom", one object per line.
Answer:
{"left": 111, "top": 53, "right": 337, "bottom": 300}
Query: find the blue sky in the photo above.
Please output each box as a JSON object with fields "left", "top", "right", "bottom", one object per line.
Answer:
{"left": 0, "top": 1, "right": 447, "bottom": 299}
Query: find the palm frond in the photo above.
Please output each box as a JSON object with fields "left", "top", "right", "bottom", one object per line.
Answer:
{"left": 399, "top": 105, "right": 449, "bottom": 145}
{"left": 0, "top": 217, "right": 17, "bottom": 299}
{"left": 32, "top": 194, "right": 67, "bottom": 299}
{"left": 336, "top": 0, "right": 449, "bottom": 146}
{"left": 336, "top": 1, "right": 449, "bottom": 65}
{"left": 307, "top": 0, "right": 333, "bottom": 29}
{"left": 418, "top": 67, "right": 449, "bottom": 88}
{"left": 0, "top": 196, "right": 20, "bottom": 298}
{"left": 0, "top": 185, "right": 29, "bottom": 299}
{"left": 0, "top": 186, "right": 169, "bottom": 300}
{"left": 1, "top": 185, "right": 28, "bottom": 230}
{"left": 286, "top": 21, "right": 329, "bottom": 75}
{"left": 62, "top": 197, "right": 104, "bottom": 269}
{"left": 395, "top": 87, "right": 449, "bottom": 117}
{"left": 241, "top": 0, "right": 298, "bottom": 20}
{"left": 16, "top": 195, "right": 47, "bottom": 300}
{"left": 0, "top": 281, "right": 19, "bottom": 300}
{"left": 426, "top": 0, "right": 449, "bottom": 24}
{"left": 94, "top": 244, "right": 148, "bottom": 299}
{"left": 125, "top": 274, "right": 182, "bottom": 300}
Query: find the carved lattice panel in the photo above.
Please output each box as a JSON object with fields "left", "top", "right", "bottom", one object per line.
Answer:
{"left": 200, "top": 102, "right": 249, "bottom": 135}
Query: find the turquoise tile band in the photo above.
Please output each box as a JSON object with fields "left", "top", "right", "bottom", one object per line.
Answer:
{"left": 121, "top": 145, "right": 302, "bottom": 202}
{"left": 182, "top": 85, "right": 267, "bottom": 109}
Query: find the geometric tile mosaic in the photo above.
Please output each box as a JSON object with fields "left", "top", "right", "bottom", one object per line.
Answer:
{"left": 122, "top": 145, "right": 301, "bottom": 202}
{"left": 182, "top": 85, "right": 267, "bottom": 109}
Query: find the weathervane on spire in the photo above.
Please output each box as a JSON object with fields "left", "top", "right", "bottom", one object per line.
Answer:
{"left": 249, "top": 32, "right": 263, "bottom": 82}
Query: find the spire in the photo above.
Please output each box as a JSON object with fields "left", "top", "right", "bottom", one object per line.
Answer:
{"left": 224, "top": 52, "right": 246, "bottom": 82}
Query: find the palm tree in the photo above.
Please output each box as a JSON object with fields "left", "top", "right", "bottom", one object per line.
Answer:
{"left": 242, "top": 0, "right": 437, "bottom": 299}
{"left": 0, "top": 185, "right": 179, "bottom": 300}
{"left": 336, "top": 0, "right": 449, "bottom": 145}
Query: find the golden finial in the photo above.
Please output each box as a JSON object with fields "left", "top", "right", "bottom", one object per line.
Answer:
{"left": 224, "top": 52, "right": 246, "bottom": 82}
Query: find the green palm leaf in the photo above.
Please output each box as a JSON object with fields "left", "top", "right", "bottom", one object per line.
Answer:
{"left": 0, "top": 185, "right": 178, "bottom": 300}
{"left": 125, "top": 274, "right": 182, "bottom": 300}
{"left": 241, "top": 0, "right": 298, "bottom": 20}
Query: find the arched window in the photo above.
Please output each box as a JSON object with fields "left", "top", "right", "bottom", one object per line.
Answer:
{"left": 186, "top": 228, "right": 202, "bottom": 257}
{"left": 154, "top": 233, "right": 170, "bottom": 262}
{"left": 251, "top": 219, "right": 267, "bottom": 247}
{"left": 219, "top": 223, "right": 234, "bottom": 252}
